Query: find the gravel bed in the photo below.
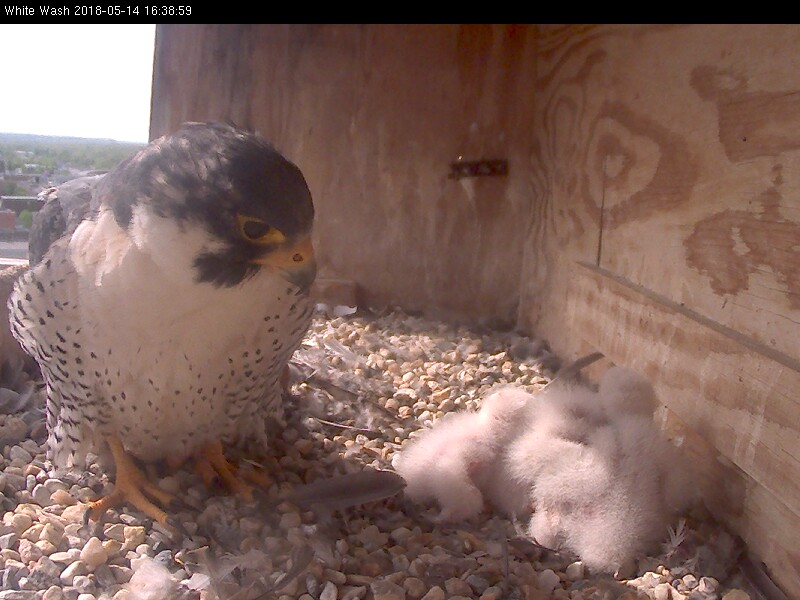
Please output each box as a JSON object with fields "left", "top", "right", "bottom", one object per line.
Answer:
{"left": 0, "top": 305, "right": 776, "bottom": 600}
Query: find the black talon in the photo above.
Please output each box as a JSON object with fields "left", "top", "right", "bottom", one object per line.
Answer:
{"left": 166, "top": 515, "right": 189, "bottom": 539}
{"left": 168, "top": 495, "right": 194, "bottom": 511}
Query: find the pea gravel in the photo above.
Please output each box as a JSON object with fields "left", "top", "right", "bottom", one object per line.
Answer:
{"left": 0, "top": 304, "right": 781, "bottom": 600}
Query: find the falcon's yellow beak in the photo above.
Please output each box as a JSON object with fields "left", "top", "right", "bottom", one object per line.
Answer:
{"left": 250, "top": 236, "right": 317, "bottom": 291}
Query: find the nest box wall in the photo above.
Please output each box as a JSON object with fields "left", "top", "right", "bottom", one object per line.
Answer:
{"left": 150, "top": 24, "right": 800, "bottom": 595}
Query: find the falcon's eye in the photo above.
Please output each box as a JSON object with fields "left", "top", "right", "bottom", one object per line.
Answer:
{"left": 237, "top": 215, "right": 286, "bottom": 245}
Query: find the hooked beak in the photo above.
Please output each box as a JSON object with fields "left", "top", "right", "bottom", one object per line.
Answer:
{"left": 250, "top": 236, "right": 317, "bottom": 292}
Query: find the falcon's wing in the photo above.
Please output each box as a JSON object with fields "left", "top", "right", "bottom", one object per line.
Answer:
{"left": 29, "top": 174, "right": 104, "bottom": 266}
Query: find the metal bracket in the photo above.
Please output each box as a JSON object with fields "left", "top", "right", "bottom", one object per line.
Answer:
{"left": 449, "top": 159, "right": 509, "bottom": 180}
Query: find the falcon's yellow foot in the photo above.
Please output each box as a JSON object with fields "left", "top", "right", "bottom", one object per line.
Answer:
{"left": 86, "top": 437, "right": 179, "bottom": 528}
{"left": 193, "top": 440, "right": 273, "bottom": 502}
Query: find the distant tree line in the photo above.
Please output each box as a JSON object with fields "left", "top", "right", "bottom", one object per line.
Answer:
{"left": 0, "top": 179, "right": 28, "bottom": 196}
{"left": 18, "top": 209, "right": 33, "bottom": 229}
{"left": 0, "top": 133, "right": 144, "bottom": 174}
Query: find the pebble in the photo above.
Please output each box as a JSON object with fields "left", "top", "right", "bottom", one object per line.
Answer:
{"left": 32, "top": 484, "right": 52, "bottom": 507}
{"left": 0, "top": 532, "right": 18, "bottom": 549}
{"left": 0, "top": 591, "right": 38, "bottom": 600}
{"left": 465, "top": 575, "right": 489, "bottom": 593}
{"left": 60, "top": 561, "right": 88, "bottom": 585}
{"left": 8, "top": 514, "right": 32, "bottom": 535}
{"left": 698, "top": 577, "right": 719, "bottom": 593}
{"left": 80, "top": 537, "right": 107, "bottom": 570}
{"left": 340, "top": 586, "right": 367, "bottom": 600}
{"left": 103, "top": 524, "right": 126, "bottom": 543}
{"left": 3, "top": 472, "right": 26, "bottom": 493}
{"left": 279, "top": 512, "right": 302, "bottom": 530}
{"left": 2, "top": 548, "right": 23, "bottom": 562}
{"left": 25, "top": 556, "right": 61, "bottom": 588}
{"left": 0, "top": 417, "right": 29, "bottom": 448}
{"left": 109, "top": 565, "right": 133, "bottom": 585}
{"left": 653, "top": 583, "right": 672, "bottom": 600}
{"left": 324, "top": 569, "right": 347, "bottom": 585}
{"left": 565, "top": 561, "right": 584, "bottom": 581}
{"left": 682, "top": 574, "right": 698, "bottom": 589}
{"left": 94, "top": 564, "right": 117, "bottom": 588}
{"left": 8, "top": 446, "right": 33, "bottom": 464}
{"left": 320, "top": 580, "right": 339, "bottom": 600}
{"left": 42, "top": 586, "right": 63, "bottom": 600}
{"left": 721, "top": 591, "right": 751, "bottom": 600}
{"left": 39, "top": 524, "right": 62, "bottom": 547}
{"left": 357, "top": 525, "right": 389, "bottom": 552}
{"left": 403, "top": 577, "right": 426, "bottom": 599}
{"left": 478, "top": 587, "right": 504, "bottom": 600}
{"left": 389, "top": 527, "right": 412, "bottom": 544}
{"left": 371, "top": 579, "right": 407, "bottom": 600}
{"left": 21, "top": 523, "right": 44, "bottom": 542}
{"left": 538, "top": 569, "right": 561, "bottom": 595}
{"left": 445, "top": 578, "right": 473, "bottom": 597}
{"left": 49, "top": 550, "right": 80, "bottom": 565}
{"left": 43, "top": 479, "right": 68, "bottom": 494}
{"left": 60, "top": 505, "right": 87, "bottom": 523}
{"left": 642, "top": 571, "right": 664, "bottom": 587}
{"left": 72, "top": 574, "right": 95, "bottom": 594}
{"left": 238, "top": 517, "right": 263, "bottom": 537}
{"left": 420, "top": 587, "right": 445, "bottom": 600}
{"left": 156, "top": 476, "right": 181, "bottom": 496}
{"left": 103, "top": 542, "right": 123, "bottom": 561}
{"left": 18, "top": 539, "right": 43, "bottom": 563}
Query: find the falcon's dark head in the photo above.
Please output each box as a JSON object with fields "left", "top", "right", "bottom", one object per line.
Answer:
{"left": 94, "top": 122, "right": 316, "bottom": 290}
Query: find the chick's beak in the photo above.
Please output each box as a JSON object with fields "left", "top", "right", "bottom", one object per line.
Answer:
{"left": 250, "top": 236, "right": 317, "bottom": 291}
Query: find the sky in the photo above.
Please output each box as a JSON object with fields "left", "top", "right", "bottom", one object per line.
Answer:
{"left": 0, "top": 25, "right": 156, "bottom": 143}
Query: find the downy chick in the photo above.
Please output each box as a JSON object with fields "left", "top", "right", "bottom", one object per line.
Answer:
{"left": 394, "top": 385, "right": 535, "bottom": 521}
{"left": 506, "top": 367, "right": 694, "bottom": 573}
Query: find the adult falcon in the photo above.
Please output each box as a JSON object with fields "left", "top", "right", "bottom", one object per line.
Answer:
{"left": 8, "top": 122, "right": 316, "bottom": 527}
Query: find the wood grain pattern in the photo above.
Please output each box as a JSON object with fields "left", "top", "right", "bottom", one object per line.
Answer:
{"left": 520, "top": 25, "right": 800, "bottom": 357}
{"left": 553, "top": 24, "right": 800, "bottom": 360}
{"left": 568, "top": 263, "right": 800, "bottom": 509}
{"left": 564, "top": 262, "right": 800, "bottom": 595}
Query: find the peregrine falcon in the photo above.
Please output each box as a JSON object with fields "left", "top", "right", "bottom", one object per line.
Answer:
{"left": 7, "top": 122, "right": 316, "bottom": 526}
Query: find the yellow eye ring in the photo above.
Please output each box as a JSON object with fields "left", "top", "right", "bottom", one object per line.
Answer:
{"left": 237, "top": 215, "right": 286, "bottom": 245}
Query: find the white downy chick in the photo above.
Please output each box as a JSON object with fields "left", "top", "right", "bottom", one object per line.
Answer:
{"left": 394, "top": 385, "right": 535, "bottom": 521}
{"left": 599, "top": 366, "right": 658, "bottom": 418}
{"left": 600, "top": 367, "right": 695, "bottom": 515}
{"left": 507, "top": 367, "right": 694, "bottom": 573}
{"left": 473, "top": 386, "right": 541, "bottom": 518}
{"left": 524, "top": 424, "right": 621, "bottom": 562}
{"left": 504, "top": 379, "right": 607, "bottom": 494}
{"left": 555, "top": 417, "right": 676, "bottom": 573}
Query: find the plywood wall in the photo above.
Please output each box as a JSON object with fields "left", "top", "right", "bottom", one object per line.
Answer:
{"left": 521, "top": 24, "right": 800, "bottom": 595}
{"left": 150, "top": 24, "right": 800, "bottom": 596}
